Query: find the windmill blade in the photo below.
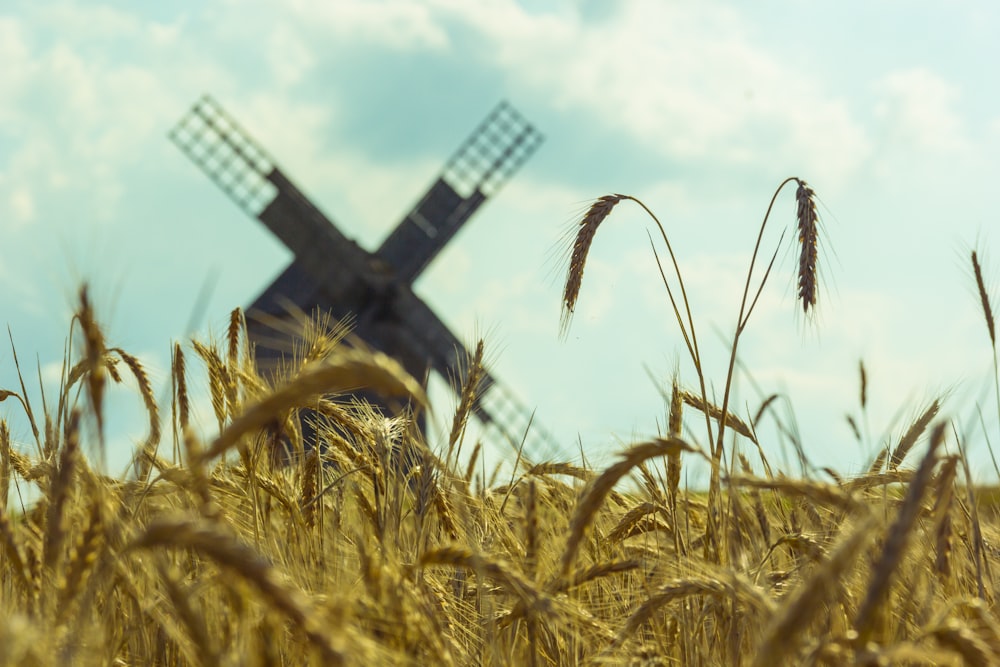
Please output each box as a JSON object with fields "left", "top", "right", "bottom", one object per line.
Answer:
{"left": 384, "top": 287, "right": 563, "bottom": 462}
{"left": 475, "top": 376, "right": 564, "bottom": 463}
{"left": 170, "top": 95, "right": 373, "bottom": 297}
{"left": 169, "top": 95, "right": 278, "bottom": 217}
{"left": 376, "top": 101, "right": 544, "bottom": 285}
{"left": 171, "top": 94, "right": 560, "bottom": 462}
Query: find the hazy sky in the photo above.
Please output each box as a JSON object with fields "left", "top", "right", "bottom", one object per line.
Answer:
{"left": 3, "top": 1, "right": 1000, "bottom": 480}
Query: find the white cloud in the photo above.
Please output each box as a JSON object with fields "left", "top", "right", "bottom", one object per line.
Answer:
{"left": 8, "top": 188, "right": 35, "bottom": 226}
{"left": 873, "top": 68, "right": 968, "bottom": 153}
{"left": 284, "top": 0, "right": 451, "bottom": 51}
{"left": 429, "top": 1, "right": 870, "bottom": 187}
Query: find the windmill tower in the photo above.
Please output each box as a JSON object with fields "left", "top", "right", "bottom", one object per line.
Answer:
{"left": 169, "top": 95, "right": 559, "bottom": 460}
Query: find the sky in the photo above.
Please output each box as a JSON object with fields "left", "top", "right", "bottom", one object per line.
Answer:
{"left": 2, "top": 0, "right": 1000, "bottom": 482}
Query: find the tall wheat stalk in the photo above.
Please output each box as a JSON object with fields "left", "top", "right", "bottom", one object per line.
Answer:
{"left": 558, "top": 178, "right": 824, "bottom": 558}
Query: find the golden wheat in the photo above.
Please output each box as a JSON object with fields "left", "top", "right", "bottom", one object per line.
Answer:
{"left": 973, "top": 250, "right": 997, "bottom": 346}
{"left": 794, "top": 179, "right": 819, "bottom": 313}
{"left": 4, "top": 207, "right": 1000, "bottom": 666}
{"left": 560, "top": 194, "right": 626, "bottom": 335}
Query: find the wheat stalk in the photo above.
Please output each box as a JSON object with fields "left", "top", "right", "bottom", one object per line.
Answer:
{"left": 752, "top": 512, "right": 878, "bottom": 666}
{"left": 128, "top": 516, "right": 344, "bottom": 664}
{"left": 558, "top": 437, "right": 697, "bottom": 579}
{"left": 855, "top": 421, "right": 947, "bottom": 643}
{"left": 0, "top": 419, "right": 9, "bottom": 513}
{"left": 612, "top": 573, "right": 774, "bottom": 650}
{"left": 43, "top": 409, "right": 81, "bottom": 573}
{"left": 933, "top": 456, "right": 959, "bottom": 579}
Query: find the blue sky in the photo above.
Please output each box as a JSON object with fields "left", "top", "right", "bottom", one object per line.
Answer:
{"left": 2, "top": 1, "right": 1000, "bottom": 480}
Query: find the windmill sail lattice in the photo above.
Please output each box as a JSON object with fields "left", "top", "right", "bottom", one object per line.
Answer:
{"left": 170, "top": 95, "right": 560, "bottom": 462}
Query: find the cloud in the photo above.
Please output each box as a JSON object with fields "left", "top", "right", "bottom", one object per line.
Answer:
{"left": 873, "top": 67, "right": 969, "bottom": 154}
{"left": 428, "top": 1, "right": 870, "bottom": 187}
{"left": 282, "top": 0, "right": 451, "bottom": 51}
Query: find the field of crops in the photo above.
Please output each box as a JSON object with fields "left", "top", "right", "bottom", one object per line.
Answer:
{"left": 3, "top": 182, "right": 1000, "bottom": 665}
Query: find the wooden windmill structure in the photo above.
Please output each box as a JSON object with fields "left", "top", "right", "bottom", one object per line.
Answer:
{"left": 169, "top": 95, "right": 559, "bottom": 460}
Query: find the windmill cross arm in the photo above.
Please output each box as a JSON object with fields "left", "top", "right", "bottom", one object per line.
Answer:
{"left": 257, "top": 168, "right": 377, "bottom": 298}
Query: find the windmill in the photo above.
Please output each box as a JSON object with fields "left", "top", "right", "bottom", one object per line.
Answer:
{"left": 169, "top": 95, "right": 559, "bottom": 460}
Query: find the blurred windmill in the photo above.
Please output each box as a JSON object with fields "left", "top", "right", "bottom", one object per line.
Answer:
{"left": 169, "top": 95, "right": 559, "bottom": 460}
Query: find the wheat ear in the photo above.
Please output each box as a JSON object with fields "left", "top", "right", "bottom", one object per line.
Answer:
{"left": 227, "top": 306, "right": 244, "bottom": 369}
{"left": 172, "top": 343, "right": 189, "bottom": 463}
{"left": 109, "top": 348, "right": 161, "bottom": 478}
{"left": 558, "top": 437, "right": 697, "bottom": 579}
{"left": 972, "top": 251, "right": 996, "bottom": 346}
{"left": 680, "top": 390, "right": 757, "bottom": 443}
{"left": 199, "top": 348, "right": 427, "bottom": 464}
{"left": 192, "top": 340, "right": 230, "bottom": 432}
{"left": 667, "top": 378, "right": 683, "bottom": 506}
{"left": 72, "top": 287, "right": 107, "bottom": 451}
{"left": 795, "top": 179, "right": 819, "bottom": 313}
{"left": 560, "top": 195, "right": 626, "bottom": 336}
{"left": 447, "top": 338, "right": 485, "bottom": 465}
{"left": 889, "top": 398, "right": 940, "bottom": 470}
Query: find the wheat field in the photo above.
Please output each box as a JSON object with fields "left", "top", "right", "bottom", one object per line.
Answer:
{"left": 2, "top": 180, "right": 1000, "bottom": 665}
